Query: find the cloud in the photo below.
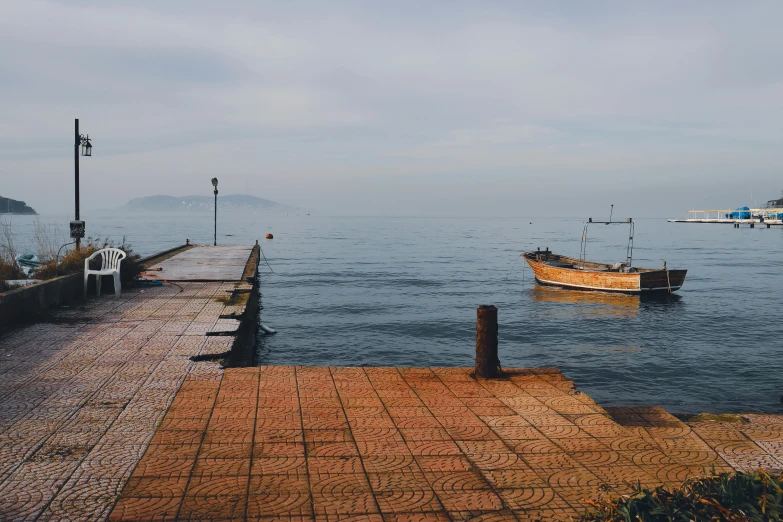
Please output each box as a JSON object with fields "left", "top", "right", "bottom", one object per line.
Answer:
{"left": 1, "top": 0, "right": 783, "bottom": 216}
{"left": 427, "top": 124, "right": 561, "bottom": 149}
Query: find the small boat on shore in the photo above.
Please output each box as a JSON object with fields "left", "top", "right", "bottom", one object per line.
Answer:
{"left": 523, "top": 217, "right": 687, "bottom": 294}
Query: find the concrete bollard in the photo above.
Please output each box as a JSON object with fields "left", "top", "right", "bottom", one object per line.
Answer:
{"left": 475, "top": 305, "right": 499, "bottom": 378}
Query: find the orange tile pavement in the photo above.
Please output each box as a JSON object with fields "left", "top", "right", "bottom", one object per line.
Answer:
{"left": 108, "top": 366, "right": 783, "bottom": 522}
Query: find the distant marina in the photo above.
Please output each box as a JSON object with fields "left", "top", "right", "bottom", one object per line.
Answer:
{"left": 669, "top": 191, "right": 783, "bottom": 226}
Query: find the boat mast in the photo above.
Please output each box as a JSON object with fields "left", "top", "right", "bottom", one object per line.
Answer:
{"left": 579, "top": 216, "right": 634, "bottom": 268}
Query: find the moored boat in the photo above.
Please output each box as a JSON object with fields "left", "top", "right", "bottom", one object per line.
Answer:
{"left": 523, "top": 217, "right": 687, "bottom": 294}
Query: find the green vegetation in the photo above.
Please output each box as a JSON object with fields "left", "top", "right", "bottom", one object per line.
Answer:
{"left": 581, "top": 470, "right": 783, "bottom": 522}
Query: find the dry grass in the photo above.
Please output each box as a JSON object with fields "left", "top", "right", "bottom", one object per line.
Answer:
{"left": 1, "top": 220, "right": 25, "bottom": 290}
{"left": 0, "top": 262, "right": 24, "bottom": 291}
{"left": 34, "top": 236, "right": 144, "bottom": 290}
{"left": 34, "top": 241, "right": 99, "bottom": 280}
{"left": 1, "top": 221, "right": 144, "bottom": 293}
{"left": 33, "top": 219, "right": 68, "bottom": 263}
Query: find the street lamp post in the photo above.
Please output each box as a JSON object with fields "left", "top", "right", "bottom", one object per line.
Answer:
{"left": 212, "top": 177, "right": 218, "bottom": 246}
{"left": 73, "top": 119, "right": 92, "bottom": 250}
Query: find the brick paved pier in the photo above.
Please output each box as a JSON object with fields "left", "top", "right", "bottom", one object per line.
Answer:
{"left": 0, "top": 245, "right": 259, "bottom": 520}
{"left": 1, "top": 243, "right": 782, "bottom": 520}
{"left": 106, "top": 366, "right": 783, "bottom": 521}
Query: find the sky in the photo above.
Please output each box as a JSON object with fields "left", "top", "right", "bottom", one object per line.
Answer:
{"left": 1, "top": 0, "right": 782, "bottom": 217}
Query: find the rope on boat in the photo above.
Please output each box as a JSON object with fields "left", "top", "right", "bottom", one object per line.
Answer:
{"left": 661, "top": 260, "right": 672, "bottom": 294}
{"left": 503, "top": 253, "right": 523, "bottom": 282}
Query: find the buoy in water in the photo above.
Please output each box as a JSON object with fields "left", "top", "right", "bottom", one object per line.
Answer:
{"left": 260, "top": 324, "right": 277, "bottom": 335}
{"left": 265, "top": 233, "right": 273, "bottom": 239}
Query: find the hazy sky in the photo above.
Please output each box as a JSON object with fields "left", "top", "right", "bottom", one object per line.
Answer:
{"left": 1, "top": 0, "right": 782, "bottom": 217}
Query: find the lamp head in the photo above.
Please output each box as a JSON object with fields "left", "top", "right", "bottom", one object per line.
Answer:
{"left": 211, "top": 177, "right": 218, "bottom": 188}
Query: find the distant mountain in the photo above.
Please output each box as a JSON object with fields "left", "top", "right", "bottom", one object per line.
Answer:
{"left": 0, "top": 196, "right": 37, "bottom": 215}
{"left": 121, "top": 194, "right": 297, "bottom": 212}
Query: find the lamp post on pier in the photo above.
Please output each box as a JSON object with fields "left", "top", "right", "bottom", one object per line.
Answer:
{"left": 212, "top": 177, "right": 219, "bottom": 246}
{"left": 73, "top": 119, "right": 92, "bottom": 250}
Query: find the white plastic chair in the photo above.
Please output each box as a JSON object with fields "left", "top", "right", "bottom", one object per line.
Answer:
{"left": 84, "top": 248, "right": 127, "bottom": 297}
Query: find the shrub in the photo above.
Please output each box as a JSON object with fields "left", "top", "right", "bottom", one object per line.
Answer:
{"left": 34, "top": 237, "right": 144, "bottom": 291}
{"left": 0, "top": 260, "right": 25, "bottom": 291}
{"left": 580, "top": 470, "right": 783, "bottom": 522}
{"left": 0, "top": 255, "right": 25, "bottom": 285}
{"left": 117, "top": 238, "right": 143, "bottom": 287}
{"left": 0, "top": 262, "right": 24, "bottom": 291}
{"left": 34, "top": 241, "right": 98, "bottom": 280}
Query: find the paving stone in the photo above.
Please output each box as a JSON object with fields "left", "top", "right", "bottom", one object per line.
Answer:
{"left": 5, "top": 294, "right": 783, "bottom": 522}
{"left": 0, "top": 272, "right": 253, "bottom": 522}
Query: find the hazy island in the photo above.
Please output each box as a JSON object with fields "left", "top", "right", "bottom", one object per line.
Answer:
{"left": 121, "top": 194, "right": 298, "bottom": 213}
{"left": 0, "top": 196, "right": 37, "bottom": 215}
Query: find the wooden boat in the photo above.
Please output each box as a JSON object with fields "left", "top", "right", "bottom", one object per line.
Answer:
{"left": 523, "top": 217, "right": 687, "bottom": 294}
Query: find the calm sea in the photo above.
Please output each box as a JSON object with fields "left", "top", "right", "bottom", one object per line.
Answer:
{"left": 6, "top": 211, "right": 783, "bottom": 414}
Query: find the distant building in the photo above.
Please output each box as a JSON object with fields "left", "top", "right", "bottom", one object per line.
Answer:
{"left": 764, "top": 191, "right": 783, "bottom": 209}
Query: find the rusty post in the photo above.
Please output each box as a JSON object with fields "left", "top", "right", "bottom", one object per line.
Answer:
{"left": 475, "top": 305, "right": 499, "bottom": 378}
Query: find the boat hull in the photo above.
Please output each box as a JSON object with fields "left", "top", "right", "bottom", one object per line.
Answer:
{"left": 524, "top": 253, "right": 686, "bottom": 294}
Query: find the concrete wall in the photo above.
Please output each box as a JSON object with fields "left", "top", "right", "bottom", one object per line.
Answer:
{"left": 0, "top": 273, "right": 82, "bottom": 327}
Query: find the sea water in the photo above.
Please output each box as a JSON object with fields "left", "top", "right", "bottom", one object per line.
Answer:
{"left": 6, "top": 211, "right": 783, "bottom": 414}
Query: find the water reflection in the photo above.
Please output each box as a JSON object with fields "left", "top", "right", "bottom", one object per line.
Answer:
{"left": 638, "top": 292, "right": 683, "bottom": 305}
{"left": 529, "top": 285, "right": 640, "bottom": 318}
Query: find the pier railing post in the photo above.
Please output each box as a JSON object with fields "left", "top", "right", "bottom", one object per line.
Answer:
{"left": 475, "top": 305, "right": 499, "bottom": 378}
